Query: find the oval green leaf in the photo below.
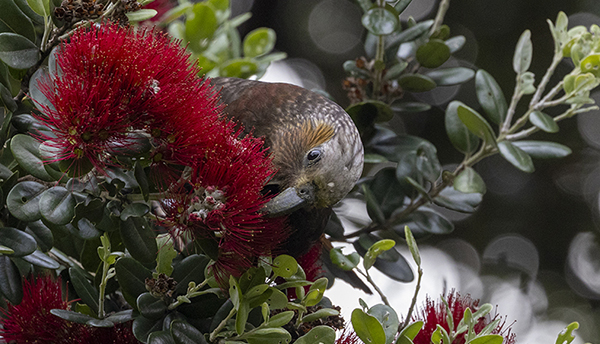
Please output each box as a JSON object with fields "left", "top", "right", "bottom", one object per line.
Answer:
{"left": 0, "top": 32, "right": 39, "bottom": 69}
{"left": 295, "top": 325, "right": 336, "bottom": 344}
{"left": 351, "top": 308, "right": 386, "bottom": 344}
{"left": 119, "top": 217, "right": 157, "bottom": 264}
{"left": 445, "top": 35, "right": 466, "bottom": 53}
{"left": 7, "top": 181, "right": 46, "bottom": 221}
{"left": 369, "top": 304, "right": 400, "bottom": 344}
{"left": 138, "top": 292, "right": 168, "bottom": 320}
{"left": 512, "top": 140, "right": 572, "bottom": 159}
{"left": 361, "top": 7, "right": 399, "bottom": 36}
{"left": 0, "top": 0, "right": 36, "bottom": 42}
{"left": 185, "top": 2, "right": 217, "bottom": 51}
{"left": 390, "top": 101, "right": 431, "bottom": 113}
{"left": 329, "top": 248, "right": 360, "bottom": 271}
{"left": 25, "top": 220, "right": 53, "bottom": 252}
{"left": 115, "top": 257, "right": 153, "bottom": 308}
{"left": 126, "top": 9, "right": 157, "bottom": 22}
{"left": 148, "top": 330, "right": 176, "bottom": 344}
{"left": 21, "top": 249, "right": 60, "bottom": 269}
{"left": 39, "top": 186, "right": 76, "bottom": 225}
{"left": 456, "top": 104, "right": 497, "bottom": 146}
{"left": 398, "top": 73, "right": 437, "bottom": 92}
{"left": 243, "top": 28, "right": 276, "bottom": 58}
{"left": 0, "top": 256, "right": 22, "bottom": 304}
{"left": 0, "top": 227, "right": 36, "bottom": 257}
{"left": 246, "top": 328, "right": 292, "bottom": 344}
{"left": 445, "top": 101, "right": 479, "bottom": 154}
{"left": 11, "top": 134, "right": 56, "bottom": 182}
{"left": 69, "top": 267, "right": 99, "bottom": 314}
{"left": 529, "top": 111, "right": 559, "bottom": 133}
{"left": 272, "top": 254, "right": 298, "bottom": 278}
{"left": 454, "top": 167, "right": 486, "bottom": 194}
{"left": 498, "top": 141, "right": 535, "bottom": 173}
{"left": 171, "top": 319, "right": 208, "bottom": 344}
{"left": 475, "top": 69, "right": 507, "bottom": 125}
{"left": 416, "top": 39, "right": 450, "bottom": 68}
{"left": 219, "top": 58, "right": 258, "bottom": 78}
{"left": 171, "top": 254, "right": 209, "bottom": 295}
{"left": 513, "top": 30, "right": 532, "bottom": 74}
{"left": 425, "top": 67, "right": 475, "bottom": 86}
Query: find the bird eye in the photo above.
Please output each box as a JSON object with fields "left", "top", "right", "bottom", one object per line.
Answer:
{"left": 306, "top": 149, "right": 322, "bottom": 162}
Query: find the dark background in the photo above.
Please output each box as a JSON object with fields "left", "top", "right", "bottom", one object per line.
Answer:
{"left": 234, "top": 0, "right": 600, "bottom": 340}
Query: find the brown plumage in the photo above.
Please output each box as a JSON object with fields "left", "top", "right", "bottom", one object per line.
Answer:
{"left": 209, "top": 77, "right": 364, "bottom": 259}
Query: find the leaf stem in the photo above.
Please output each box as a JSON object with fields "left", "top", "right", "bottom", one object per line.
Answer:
{"left": 401, "top": 265, "right": 423, "bottom": 330}
{"left": 210, "top": 307, "right": 237, "bottom": 342}
{"left": 500, "top": 75, "right": 523, "bottom": 135}
{"left": 430, "top": 0, "right": 451, "bottom": 36}
{"left": 357, "top": 268, "right": 390, "bottom": 306}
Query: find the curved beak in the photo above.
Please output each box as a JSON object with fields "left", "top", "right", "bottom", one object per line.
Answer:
{"left": 262, "top": 183, "right": 315, "bottom": 217}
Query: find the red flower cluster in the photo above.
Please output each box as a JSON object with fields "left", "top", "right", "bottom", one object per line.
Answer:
{"left": 37, "top": 23, "right": 225, "bottom": 181}
{"left": 36, "top": 23, "right": 288, "bottom": 280}
{"left": 412, "top": 291, "right": 515, "bottom": 344}
{"left": 0, "top": 275, "right": 139, "bottom": 344}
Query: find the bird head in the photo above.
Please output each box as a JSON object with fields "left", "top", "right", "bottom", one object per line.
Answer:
{"left": 261, "top": 95, "right": 364, "bottom": 216}
{"left": 209, "top": 77, "right": 363, "bottom": 216}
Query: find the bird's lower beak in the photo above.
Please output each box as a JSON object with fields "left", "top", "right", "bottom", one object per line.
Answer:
{"left": 262, "top": 183, "right": 315, "bottom": 217}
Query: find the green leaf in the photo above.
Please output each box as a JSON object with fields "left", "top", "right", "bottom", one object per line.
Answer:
{"left": 7, "top": 181, "right": 46, "bottom": 221}
{"left": 347, "top": 100, "right": 394, "bottom": 130}
{"left": 266, "top": 287, "right": 288, "bottom": 310}
{"left": 398, "top": 74, "right": 437, "bottom": 92}
{"left": 369, "top": 304, "right": 399, "bottom": 344}
{"left": 434, "top": 186, "right": 482, "bottom": 213}
{"left": 475, "top": 70, "right": 507, "bottom": 125}
{"left": 457, "top": 104, "right": 497, "bottom": 146}
{"left": 580, "top": 53, "right": 600, "bottom": 77}
{"left": 498, "top": 141, "right": 535, "bottom": 173}
{"left": 295, "top": 325, "right": 336, "bottom": 344}
{"left": 115, "top": 257, "right": 153, "bottom": 308}
{"left": 272, "top": 255, "right": 298, "bottom": 278}
{"left": 362, "top": 7, "right": 399, "bottom": 36}
{"left": 219, "top": 58, "right": 258, "bottom": 78}
{"left": 0, "top": 227, "right": 36, "bottom": 257}
{"left": 394, "top": 0, "right": 412, "bottom": 13}
{"left": 26, "top": 0, "right": 49, "bottom": 16}
{"left": 119, "top": 217, "right": 157, "bottom": 264}
{"left": 0, "top": 245, "right": 14, "bottom": 254}
{"left": 156, "top": 234, "right": 177, "bottom": 277}
{"left": 468, "top": 334, "right": 504, "bottom": 344}
{"left": 137, "top": 292, "right": 168, "bottom": 320}
{"left": 171, "top": 319, "right": 208, "bottom": 344}
{"left": 426, "top": 67, "right": 475, "bottom": 86}
{"left": 69, "top": 267, "right": 99, "bottom": 314}
{"left": 416, "top": 39, "right": 451, "bottom": 68}
{"left": 445, "top": 35, "right": 466, "bottom": 53}
{"left": 39, "top": 186, "right": 76, "bottom": 225}
{"left": 385, "top": 20, "right": 433, "bottom": 52}
{"left": 126, "top": 9, "right": 157, "bottom": 22}
{"left": 0, "top": 33, "right": 38, "bottom": 69}
{"left": 364, "top": 239, "right": 395, "bottom": 270}
{"left": 120, "top": 202, "right": 149, "bottom": 221}
{"left": 0, "top": 0, "right": 36, "bottom": 42}
{"left": 50, "top": 309, "right": 97, "bottom": 325}
{"left": 329, "top": 248, "right": 360, "bottom": 271}
{"left": 399, "top": 321, "right": 424, "bottom": 340}
{"left": 445, "top": 101, "right": 479, "bottom": 154}
{"left": 21, "top": 249, "right": 60, "bottom": 269}
{"left": 243, "top": 28, "right": 276, "bottom": 58}
{"left": 185, "top": 2, "right": 217, "bottom": 51}
{"left": 404, "top": 226, "right": 420, "bottom": 266}
{"left": 396, "top": 208, "right": 454, "bottom": 235}
{"left": 148, "top": 330, "right": 176, "bottom": 344}
{"left": 390, "top": 101, "right": 430, "bottom": 113}
{"left": 133, "top": 315, "right": 164, "bottom": 343}
{"left": 351, "top": 308, "right": 386, "bottom": 344}
{"left": 235, "top": 300, "right": 249, "bottom": 334}
{"left": 529, "top": 111, "right": 559, "bottom": 133}
{"left": 245, "top": 328, "right": 292, "bottom": 344}
{"left": 454, "top": 167, "right": 486, "bottom": 194}
{"left": 300, "top": 308, "right": 339, "bottom": 323}
{"left": 362, "top": 183, "right": 385, "bottom": 224}
{"left": 11, "top": 134, "right": 56, "bottom": 182}
{"left": 513, "top": 30, "right": 532, "bottom": 74}
{"left": 512, "top": 140, "right": 571, "bottom": 159}
{"left": 555, "top": 322, "right": 579, "bottom": 344}
{"left": 0, "top": 255, "right": 22, "bottom": 304}
{"left": 265, "top": 310, "right": 293, "bottom": 327}
{"left": 134, "top": 162, "right": 150, "bottom": 202}
{"left": 171, "top": 254, "right": 209, "bottom": 295}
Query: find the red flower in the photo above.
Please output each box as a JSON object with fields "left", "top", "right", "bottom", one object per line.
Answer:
{"left": 412, "top": 291, "right": 515, "bottom": 344}
{"left": 37, "top": 23, "right": 225, "bottom": 179}
{"left": 161, "top": 132, "right": 289, "bottom": 281}
{"left": 141, "top": 0, "right": 176, "bottom": 23}
{"left": 0, "top": 275, "right": 140, "bottom": 344}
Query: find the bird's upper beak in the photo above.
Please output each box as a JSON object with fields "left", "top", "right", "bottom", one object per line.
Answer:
{"left": 262, "top": 183, "right": 315, "bottom": 217}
